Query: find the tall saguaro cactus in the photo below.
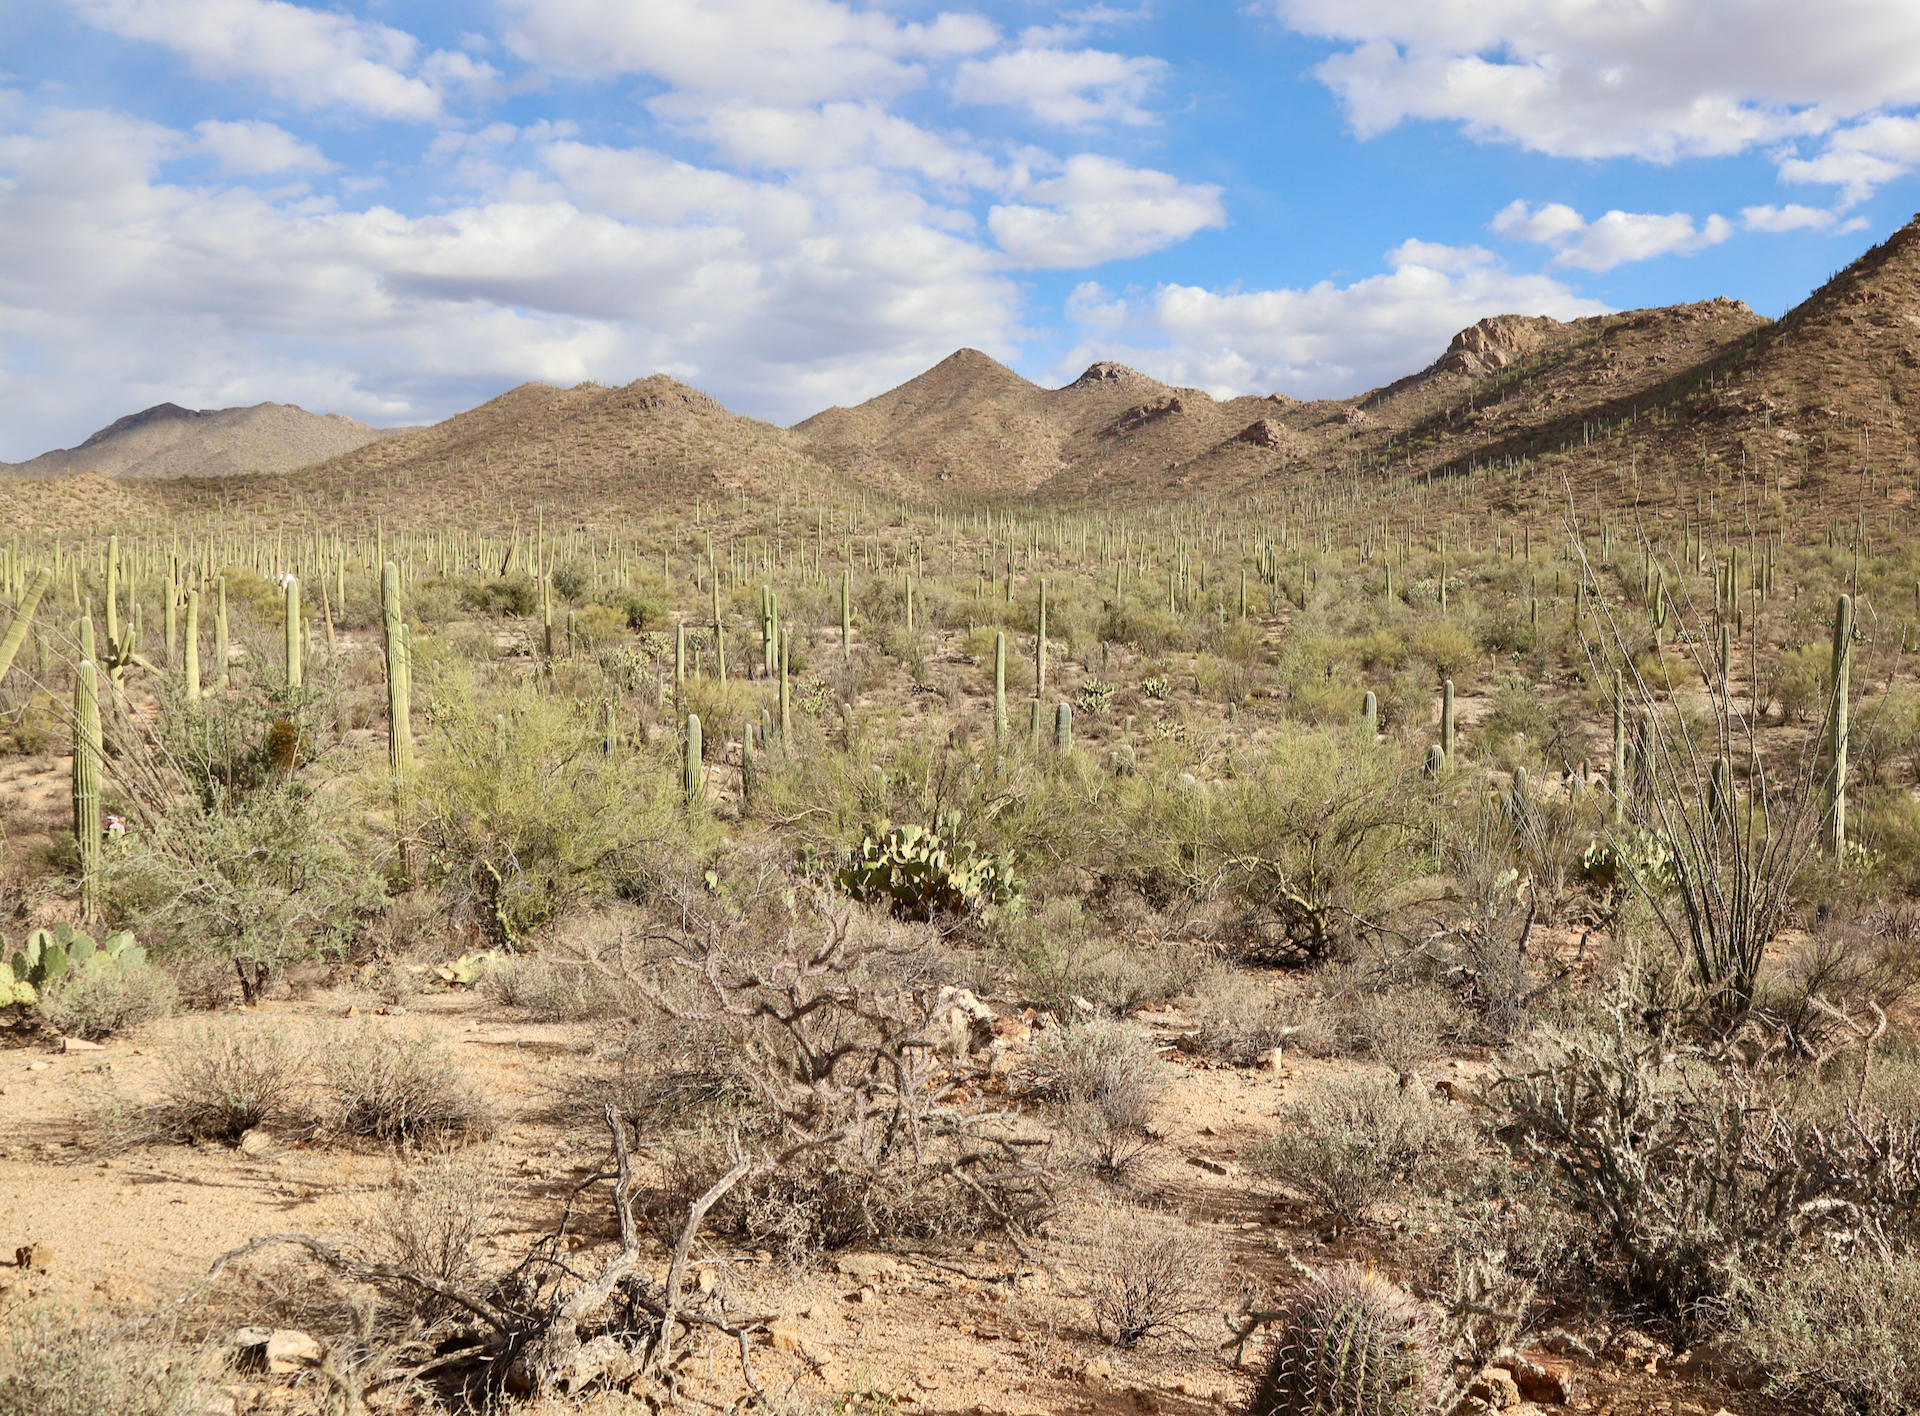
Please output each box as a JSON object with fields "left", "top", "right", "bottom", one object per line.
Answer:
{"left": 1037, "top": 578, "right": 1048, "bottom": 695}
{"left": 1830, "top": 593, "right": 1853, "bottom": 853}
{"left": 284, "top": 574, "right": 302, "bottom": 689}
{"left": 1609, "top": 670, "right": 1627, "bottom": 826}
{"left": 0, "top": 567, "right": 53, "bottom": 686}
{"left": 1441, "top": 679, "right": 1456, "bottom": 769}
{"left": 993, "top": 631, "right": 1007, "bottom": 743}
{"left": 382, "top": 563, "right": 413, "bottom": 779}
{"left": 184, "top": 588, "right": 201, "bottom": 700}
{"left": 73, "top": 660, "right": 102, "bottom": 923}
{"left": 841, "top": 570, "right": 853, "bottom": 660}
{"left": 683, "top": 714, "right": 704, "bottom": 807}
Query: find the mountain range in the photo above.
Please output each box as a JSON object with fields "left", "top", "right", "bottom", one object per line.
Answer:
{"left": 13, "top": 215, "right": 1920, "bottom": 520}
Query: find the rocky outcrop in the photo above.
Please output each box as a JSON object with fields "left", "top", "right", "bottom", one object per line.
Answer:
{"left": 1116, "top": 396, "right": 1186, "bottom": 432}
{"left": 1436, "top": 315, "right": 1561, "bottom": 375}
{"left": 1235, "top": 418, "right": 1289, "bottom": 448}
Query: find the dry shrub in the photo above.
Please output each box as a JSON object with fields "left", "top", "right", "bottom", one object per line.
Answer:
{"left": 324, "top": 1030, "right": 493, "bottom": 1144}
{"left": 36, "top": 965, "right": 176, "bottom": 1040}
{"left": 1324, "top": 982, "right": 1462, "bottom": 1070}
{"left": 1250, "top": 1073, "right": 1481, "bottom": 1224}
{"left": 1188, "top": 967, "right": 1319, "bottom": 1064}
{"left": 1734, "top": 1248, "right": 1920, "bottom": 1416}
{"left": 483, "top": 952, "right": 633, "bottom": 1022}
{"left": 1079, "top": 1200, "right": 1226, "bottom": 1348}
{"left": 354, "top": 1150, "right": 507, "bottom": 1325}
{"left": 1025, "top": 1022, "right": 1169, "bottom": 1177}
{"left": 0, "top": 1307, "right": 215, "bottom": 1416}
{"left": 114, "top": 1024, "right": 310, "bottom": 1145}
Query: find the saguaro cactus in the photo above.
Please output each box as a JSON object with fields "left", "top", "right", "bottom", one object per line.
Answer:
{"left": 779, "top": 627, "right": 793, "bottom": 745}
{"left": 214, "top": 576, "right": 229, "bottom": 690}
{"left": 184, "top": 588, "right": 200, "bottom": 700}
{"left": 73, "top": 660, "right": 102, "bottom": 923}
{"left": 683, "top": 713, "right": 704, "bottom": 806}
{"left": 1360, "top": 689, "right": 1377, "bottom": 740}
{"left": 1441, "top": 679, "right": 1456, "bottom": 768}
{"left": 1037, "top": 578, "right": 1048, "bottom": 695}
{"left": 382, "top": 563, "right": 413, "bottom": 779}
{"left": 993, "top": 631, "right": 1008, "bottom": 742}
{"left": 284, "top": 574, "right": 302, "bottom": 689}
{"left": 1830, "top": 593, "right": 1853, "bottom": 853}
{"left": 1054, "top": 700, "right": 1072, "bottom": 752}
{"left": 1609, "top": 670, "right": 1627, "bottom": 826}
{"left": 0, "top": 567, "right": 53, "bottom": 686}
{"left": 841, "top": 570, "right": 853, "bottom": 659}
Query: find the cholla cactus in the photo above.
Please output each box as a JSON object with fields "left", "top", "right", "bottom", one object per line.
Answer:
{"left": 1248, "top": 1266, "right": 1437, "bottom": 1416}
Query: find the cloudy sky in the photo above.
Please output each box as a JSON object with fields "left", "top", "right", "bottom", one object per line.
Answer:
{"left": 5, "top": 0, "right": 1920, "bottom": 458}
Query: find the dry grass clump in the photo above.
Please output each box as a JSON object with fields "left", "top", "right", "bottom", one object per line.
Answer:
{"left": 0, "top": 1307, "right": 216, "bottom": 1416}
{"left": 353, "top": 1150, "right": 507, "bottom": 1325}
{"left": 1025, "top": 1021, "right": 1169, "bottom": 1177}
{"left": 323, "top": 1030, "right": 494, "bottom": 1144}
{"left": 1078, "top": 1199, "right": 1227, "bottom": 1348}
{"left": 482, "top": 951, "right": 634, "bottom": 1022}
{"left": 1249, "top": 1073, "right": 1482, "bottom": 1224}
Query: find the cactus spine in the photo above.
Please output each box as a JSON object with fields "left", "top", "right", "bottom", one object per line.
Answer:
{"left": 1830, "top": 593, "right": 1853, "bottom": 853}
{"left": 1250, "top": 1265, "right": 1437, "bottom": 1416}
{"left": 184, "top": 588, "right": 200, "bottom": 700}
{"left": 73, "top": 660, "right": 102, "bottom": 923}
{"left": 284, "top": 574, "right": 301, "bottom": 689}
{"left": 683, "top": 713, "right": 704, "bottom": 806}
{"left": 0, "top": 567, "right": 53, "bottom": 686}
{"left": 993, "top": 631, "right": 1007, "bottom": 743}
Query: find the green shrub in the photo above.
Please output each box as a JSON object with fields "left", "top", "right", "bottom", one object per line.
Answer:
{"left": 0, "top": 1308, "right": 213, "bottom": 1416}
{"left": 1734, "top": 1250, "right": 1920, "bottom": 1416}
{"left": 461, "top": 575, "right": 538, "bottom": 617}
{"left": 1025, "top": 1021, "right": 1169, "bottom": 1175}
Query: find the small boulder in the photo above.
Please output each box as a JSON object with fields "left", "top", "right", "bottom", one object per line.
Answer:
{"left": 1468, "top": 1366, "right": 1522, "bottom": 1410}
{"left": 1075, "top": 1357, "right": 1113, "bottom": 1390}
{"left": 265, "top": 1329, "right": 324, "bottom": 1374}
{"left": 60, "top": 1037, "right": 106, "bottom": 1053}
{"left": 238, "top": 1129, "right": 278, "bottom": 1159}
{"left": 834, "top": 1253, "right": 900, "bottom": 1282}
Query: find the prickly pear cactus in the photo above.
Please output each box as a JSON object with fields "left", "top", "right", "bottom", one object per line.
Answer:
{"left": 4, "top": 924, "right": 148, "bottom": 1006}
{"left": 1250, "top": 1265, "right": 1437, "bottom": 1416}
{"left": 435, "top": 952, "right": 502, "bottom": 987}
{"left": 835, "top": 820, "right": 1020, "bottom": 922}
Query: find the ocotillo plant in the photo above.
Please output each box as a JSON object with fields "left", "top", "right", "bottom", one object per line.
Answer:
{"left": 73, "top": 660, "right": 102, "bottom": 924}
{"left": 1829, "top": 592, "right": 1853, "bottom": 852}
{"left": 683, "top": 713, "right": 704, "bottom": 807}
{"left": 184, "top": 588, "right": 200, "bottom": 700}
{"left": 993, "top": 631, "right": 1007, "bottom": 742}
{"left": 284, "top": 574, "right": 302, "bottom": 690}
{"left": 0, "top": 567, "right": 53, "bottom": 686}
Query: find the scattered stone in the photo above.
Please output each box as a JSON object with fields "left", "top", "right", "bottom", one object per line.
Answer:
{"left": 14, "top": 1242, "right": 51, "bottom": 1272}
{"left": 834, "top": 1253, "right": 900, "bottom": 1281}
{"left": 237, "top": 1129, "right": 278, "bottom": 1158}
{"left": 1497, "top": 1352, "right": 1577, "bottom": 1405}
{"left": 1075, "top": 1358, "right": 1113, "bottom": 1390}
{"left": 342, "top": 1005, "right": 360, "bottom": 1018}
{"left": 1670, "top": 1339, "right": 1763, "bottom": 1390}
{"left": 1538, "top": 1329, "right": 1596, "bottom": 1362}
{"left": 1186, "top": 1156, "right": 1234, "bottom": 1176}
{"left": 847, "top": 1285, "right": 877, "bottom": 1304}
{"left": 229, "top": 1328, "right": 274, "bottom": 1372}
{"left": 264, "top": 1329, "right": 324, "bottom": 1374}
{"left": 1468, "top": 1366, "right": 1522, "bottom": 1410}
{"left": 767, "top": 1319, "right": 804, "bottom": 1355}
{"left": 1128, "top": 1388, "right": 1161, "bottom": 1414}
{"left": 60, "top": 1036, "right": 106, "bottom": 1053}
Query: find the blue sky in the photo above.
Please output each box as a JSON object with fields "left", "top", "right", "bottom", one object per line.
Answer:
{"left": 5, "top": 0, "right": 1920, "bottom": 460}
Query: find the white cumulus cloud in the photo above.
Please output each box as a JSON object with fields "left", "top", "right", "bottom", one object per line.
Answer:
{"left": 193, "top": 118, "right": 333, "bottom": 175}
{"left": 70, "top": 0, "right": 495, "bottom": 120}
{"left": 952, "top": 47, "right": 1166, "bottom": 128}
{"left": 989, "top": 154, "right": 1224, "bottom": 268}
{"left": 1493, "top": 199, "right": 1731, "bottom": 272}
{"left": 1266, "top": 0, "right": 1920, "bottom": 198}
{"left": 1052, "top": 238, "right": 1606, "bottom": 398}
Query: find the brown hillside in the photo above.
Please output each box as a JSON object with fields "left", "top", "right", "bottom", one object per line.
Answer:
{"left": 145, "top": 375, "right": 854, "bottom": 529}
{"left": 4, "top": 401, "right": 402, "bottom": 480}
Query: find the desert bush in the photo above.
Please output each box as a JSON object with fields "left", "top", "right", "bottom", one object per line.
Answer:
{"left": 462, "top": 575, "right": 538, "bottom": 617}
{"left": 355, "top": 1150, "right": 506, "bottom": 1325}
{"left": 0, "top": 1308, "right": 214, "bottom": 1416}
{"left": 120, "top": 1025, "right": 310, "bottom": 1145}
{"left": 1733, "top": 1248, "right": 1920, "bottom": 1416}
{"left": 1025, "top": 1022, "right": 1168, "bottom": 1176}
{"left": 835, "top": 818, "right": 1020, "bottom": 923}
{"left": 1080, "top": 1200, "right": 1224, "bottom": 1347}
{"left": 1001, "top": 900, "right": 1201, "bottom": 1015}
{"left": 1250, "top": 1073, "right": 1480, "bottom": 1224}
{"left": 1326, "top": 984, "right": 1461, "bottom": 1070}
{"left": 1187, "top": 967, "right": 1319, "bottom": 1064}
{"left": 416, "top": 669, "right": 684, "bottom": 946}
{"left": 324, "top": 1030, "right": 493, "bottom": 1144}
{"left": 1139, "top": 728, "right": 1434, "bottom": 965}
{"left": 482, "top": 951, "right": 633, "bottom": 1021}
{"left": 35, "top": 960, "right": 176, "bottom": 1039}
{"left": 1494, "top": 1000, "right": 1920, "bottom": 1312}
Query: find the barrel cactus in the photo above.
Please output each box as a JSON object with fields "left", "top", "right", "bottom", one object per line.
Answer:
{"left": 1250, "top": 1265, "right": 1437, "bottom": 1416}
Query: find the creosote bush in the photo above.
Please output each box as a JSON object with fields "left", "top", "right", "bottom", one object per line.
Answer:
{"left": 116, "top": 1025, "right": 310, "bottom": 1145}
{"left": 1024, "top": 1021, "right": 1169, "bottom": 1177}
{"left": 324, "top": 1029, "right": 493, "bottom": 1145}
{"left": 1080, "top": 1200, "right": 1225, "bottom": 1348}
